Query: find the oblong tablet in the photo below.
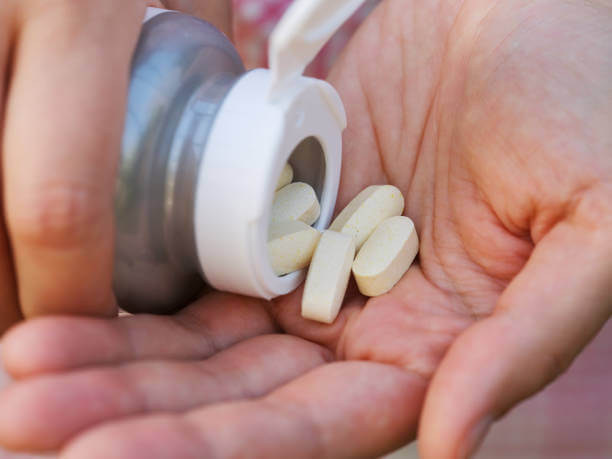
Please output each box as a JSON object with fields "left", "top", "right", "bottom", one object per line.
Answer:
{"left": 352, "top": 216, "right": 419, "bottom": 297}
{"left": 330, "top": 185, "right": 404, "bottom": 249}
{"left": 268, "top": 220, "right": 321, "bottom": 276}
{"left": 302, "top": 230, "right": 355, "bottom": 324}
{"left": 276, "top": 163, "right": 294, "bottom": 190}
{"left": 272, "top": 182, "right": 321, "bottom": 225}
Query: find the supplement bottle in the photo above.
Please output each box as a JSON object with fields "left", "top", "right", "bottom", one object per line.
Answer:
{"left": 115, "top": 1, "right": 366, "bottom": 314}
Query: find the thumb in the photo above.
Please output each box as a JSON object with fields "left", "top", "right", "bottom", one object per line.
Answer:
{"left": 418, "top": 209, "right": 612, "bottom": 458}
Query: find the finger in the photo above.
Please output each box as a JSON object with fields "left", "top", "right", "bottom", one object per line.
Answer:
{"left": 163, "top": 0, "right": 233, "bottom": 37}
{"left": 2, "top": 293, "right": 277, "bottom": 378}
{"left": 3, "top": 0, "right": 147, "bottom": 318}
{"left": 0, "top": 334, "right": 330, "bottom": 453}
{"left": 0, "top": 7, "right": 20, "bottom": 335}
{"left": 0, "top": 208, "right": 19, "bottom": 336}
{"left": 60, "top": 361, "right": 425, "bottom": 459}
{"left": 419, "top": 213, "right": 612, "bottom": 459}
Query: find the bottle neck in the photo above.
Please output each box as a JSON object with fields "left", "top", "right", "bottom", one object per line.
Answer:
{"left": 163, "top": 74, "right": 240, "bottom": 271}
{"left": 115, "top": 10, "right": 245, "bottom": 313}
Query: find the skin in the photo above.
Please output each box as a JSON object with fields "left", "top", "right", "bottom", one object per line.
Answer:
{"left": 0, "top": 0, "right": 611, "bottom": 457}
{"left": 0, "top": 0, "right": 232, "bottom": 334}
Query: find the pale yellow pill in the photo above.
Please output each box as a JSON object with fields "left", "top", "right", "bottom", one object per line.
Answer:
{"left": 352, "top": 216, "right": 419, "bottom": 297}
{"left": 272, "top": 182, "right": 321, "bottom": 225}
{"left": 276, "top": 163, "right": 294, "bottom": 190}
{"left": 330, "top": 185, "right": 404, "bottom": 250}
{"left": 268, "top": 220, "right": 321, "bottom": 276}
{"left": 302, "top": 230, "right": 355, "bottom": 324}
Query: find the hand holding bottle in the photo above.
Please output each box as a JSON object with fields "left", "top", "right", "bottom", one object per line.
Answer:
{"left": 0, "top": 0, "right": 231, "bottom": 335}
{"left": 0, "top": 0, "right": 150, "bottom": 333}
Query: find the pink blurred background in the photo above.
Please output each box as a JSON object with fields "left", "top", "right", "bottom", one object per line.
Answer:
{"left": 1, "top": 1, "right": 611, "bottom": 457}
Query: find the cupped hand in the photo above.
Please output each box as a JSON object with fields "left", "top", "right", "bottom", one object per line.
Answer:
{"left": 0, "top": 0, "right": 231, "bottom": 334}
{"left": 1, "top": 0, "right": 611, "bottom": 457}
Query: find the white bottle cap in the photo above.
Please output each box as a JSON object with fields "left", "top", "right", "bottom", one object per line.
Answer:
{"left": 194, "top": 0, "right": 366, "bottom": 299}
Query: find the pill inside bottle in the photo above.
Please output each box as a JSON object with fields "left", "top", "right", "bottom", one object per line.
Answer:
{"left": 267, "top": 137, "right": 328, "bottom": 278}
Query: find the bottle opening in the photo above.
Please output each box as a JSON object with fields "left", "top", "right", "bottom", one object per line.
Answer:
{"left": 287, "top": 136, "right": 326, "bottom": 225}
{"left": 268, "top": 136, "right": 328, "bottom": 278}
{"left": 194, "top": 69, "right": 343, "bottom": 299}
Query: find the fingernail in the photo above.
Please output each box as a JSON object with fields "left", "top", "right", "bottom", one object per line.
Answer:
{"left": 458, "top": 416, "right": 493, "bottom": 459}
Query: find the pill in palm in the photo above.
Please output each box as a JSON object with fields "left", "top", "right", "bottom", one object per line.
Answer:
{"left": 302, "top": 230, "right": 355, "bottom": 324}
{"left": 272, "top": 182, "right": 321, "bottom": 225}
{"left": 329, "top": 185, "right": 404, "bottom": 250}
{"left": 352, "top": 216, "right": 419, "bottom": 297}
{"left": 276, "top": 163, "right": 294, "bottom": 190}
{"left": 268, "top": 220, "right": 321, "bottom": 276}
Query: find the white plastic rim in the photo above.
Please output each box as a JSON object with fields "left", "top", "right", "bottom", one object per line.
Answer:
{"left": 144, "top": 7, "right": 170, "bottom": 23}
{"left": 194, "top": 69, "right": 346, "bottom": 299}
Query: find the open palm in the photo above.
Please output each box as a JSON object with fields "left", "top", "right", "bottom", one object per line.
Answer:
{"left": 1, "top": 1, "right": 611, "bottom": 457}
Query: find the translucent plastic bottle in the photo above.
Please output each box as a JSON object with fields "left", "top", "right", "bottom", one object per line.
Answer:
{"left": 114, "top": 3, "right": 364, "bottom": 314}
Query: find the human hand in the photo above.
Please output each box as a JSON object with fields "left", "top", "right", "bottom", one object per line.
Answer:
{"left": 1, "top": 0, "right": 611, "bottom": 457}
{"left": 0, "top": 0, "right": 231, "bottom": 334}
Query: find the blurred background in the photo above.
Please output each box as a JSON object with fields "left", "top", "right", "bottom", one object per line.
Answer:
{"left": 1, "top": 1, "right": 611, "bottom": 457}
